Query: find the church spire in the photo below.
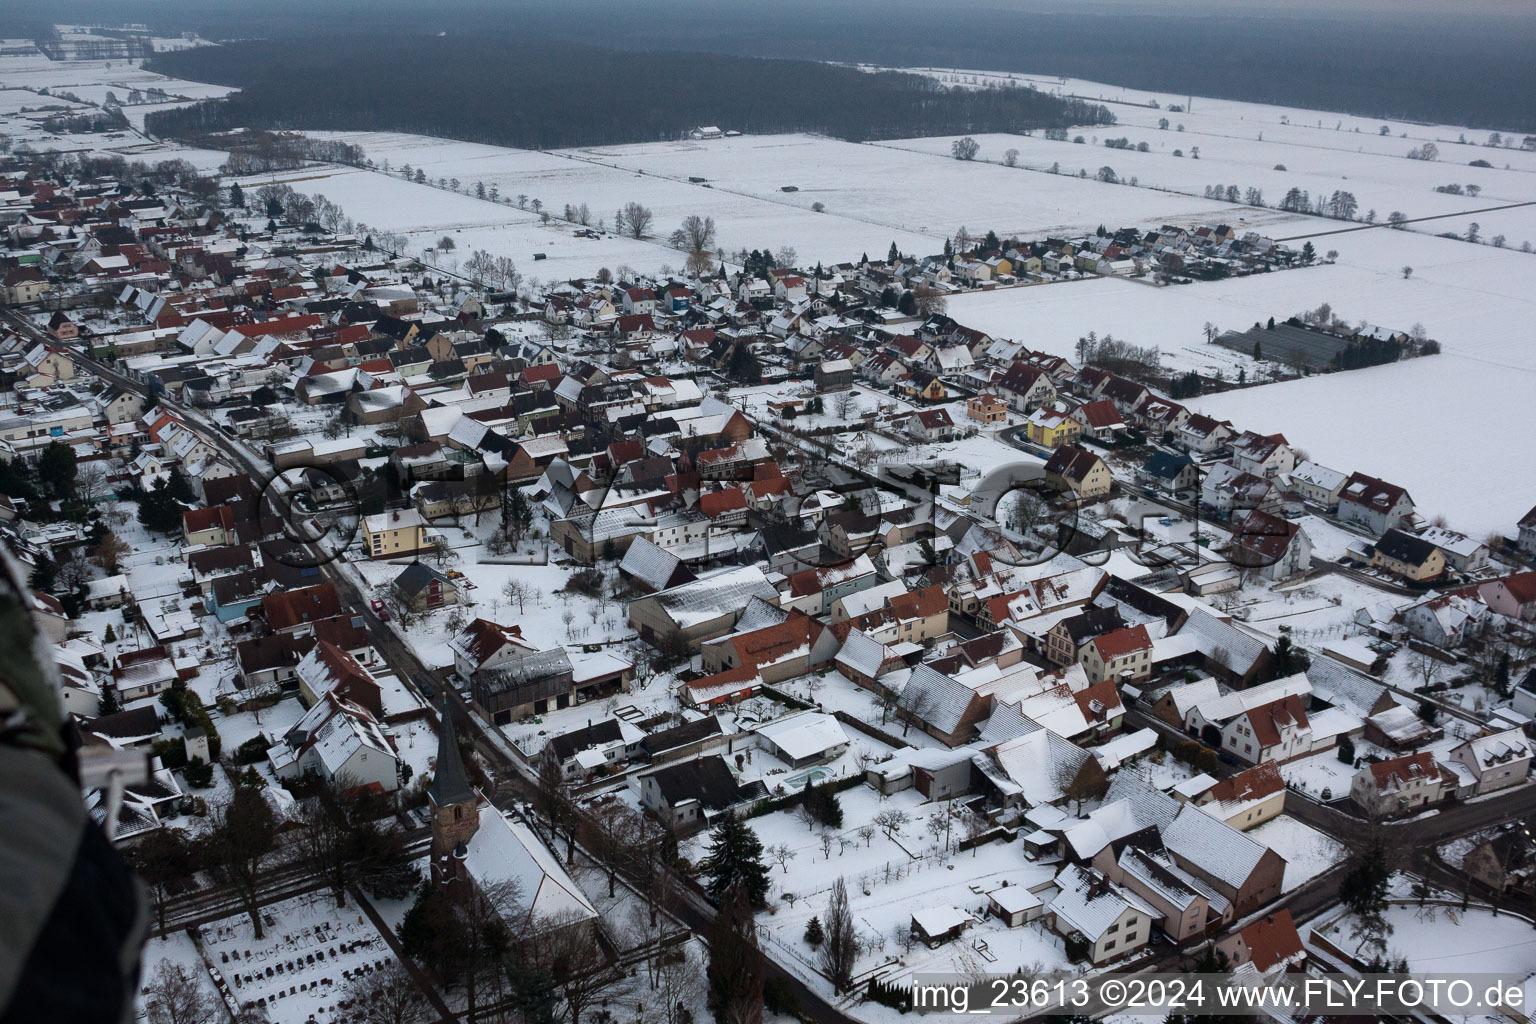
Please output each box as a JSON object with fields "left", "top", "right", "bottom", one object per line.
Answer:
{"left": 427, "top": 692, "right": 475, "bottom": 809}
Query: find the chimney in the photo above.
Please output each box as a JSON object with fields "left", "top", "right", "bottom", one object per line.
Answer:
{"left": 393, "top": 511, "right": 400, "bottom": 522}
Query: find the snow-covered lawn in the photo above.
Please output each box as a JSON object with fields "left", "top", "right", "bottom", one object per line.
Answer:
{"left": 1249, "top": 814, "right": 1347, "bottom": 892}
{"left": 1318, "top": 903, "right": 1536, "bottom": 976}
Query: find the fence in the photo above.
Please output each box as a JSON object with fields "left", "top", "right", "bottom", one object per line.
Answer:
{"left": 832, "top": 710, "right": 907, "bottom": 749}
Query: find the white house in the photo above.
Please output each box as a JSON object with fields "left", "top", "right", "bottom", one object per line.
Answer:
{"left": 753, "top": 711, "right": 850, "bottom": 769}
{"left": 1287, "top": 461, "right": 1348, "bottom": 509}
{"left": 269, "top": 693, "right": 400, "bottom": 794}
{"left": 1420, "top": 527, "right": 1490, "bottom": 573}
{"left": 1448, "top": 729, "right": 1531, "bottom": 795}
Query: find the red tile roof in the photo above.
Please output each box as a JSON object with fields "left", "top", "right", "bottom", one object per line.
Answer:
{"left": 1088, "top": 624, "right": 1152, "bottom": 661}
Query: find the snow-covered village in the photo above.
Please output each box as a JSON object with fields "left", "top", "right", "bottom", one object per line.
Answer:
{"left": 3, "top": 11, "right": 1536, "bottom": 1024}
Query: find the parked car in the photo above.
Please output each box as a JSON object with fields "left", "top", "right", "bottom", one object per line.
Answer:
{"left": 369, "top": 599, "right": 390, "bottom": 621}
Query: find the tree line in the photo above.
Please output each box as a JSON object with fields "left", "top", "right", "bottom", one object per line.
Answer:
{"left": 145, "top": 35, "right": 1114, "bottom": 150}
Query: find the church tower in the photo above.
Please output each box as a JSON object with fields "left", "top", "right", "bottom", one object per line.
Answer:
{"left": 427, "top": 693, "right": 480, "bottom": 883}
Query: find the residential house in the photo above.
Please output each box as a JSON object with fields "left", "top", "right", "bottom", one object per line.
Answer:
{"left": 260, "top": 583, "right": 342, "bottom": 636}
{"left": 1137, "top": 451, "right": 1198, "bottom": 494}
{"left": 1370, "top": 529, "right": 1445, "bottom": 583}
{"left": 908, "top": 408, "right": 955, "bottom": 442}
{"left": 637, "top": 756, "right": 767, "bottom": 830}
{"left": 1046, "top": 864, "right": 1157, "bottom": 964}
{"left": 181, "top": 505, "right": 237, "bottom": 547}
{"left": 1078, "top": 624, "right": 1154, "bottom": 684}
{"left": 1481, "top": 572, "right": 1536, "bottom": 622}
{"left": 392, "top": 561, "right": 462, "bottom": 612}
{"left": 1191, "top": 762, "right": 1287, "bottom": 831}
{"left": 1025, "top": 403, "right": 1082, "bottom": 448}
{"left": 1350, "top": 751, "right": 1444, "bottom": 818}
{"left": 1228, "top": 509, "right": 1313, "bottom": 582}
{"left": 1448, "top": 729, "right": 1531, "bottom": 794}
{"left": 1420, "top": 527, "right": 1490, "bottom": 573}
{"left": 361, "top": 509, "right": 430, "bottom": 559}
{"left": 269, "top": 692, "right": 399, "bottom": 795}
{"left": 1338, "top": 472, "right": 1415, "bottom": 533}
{"left": 1043, "top": 445, "right": 1113, "bottom": 500}
{"left": 1288, "top": 461, "right": 1348, "bottom": 510}
{"left": 966, "top": 393, "right": 1007, "bottom": 425}
{"left": 1070, "top": 400, "right": 1128, "bottom": 440}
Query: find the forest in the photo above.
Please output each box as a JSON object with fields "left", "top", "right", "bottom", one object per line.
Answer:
{"left": 145, "top": 37, "right": 1114, "bottom": 150}
{"left": 16, "top": 0, "right": 1533, "bottom": 134}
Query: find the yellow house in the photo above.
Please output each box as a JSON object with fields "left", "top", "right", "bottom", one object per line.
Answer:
{"left": 986, "top": 256, "right": 1013, "bottom": 277}
{"left": 1011, "top": 254, "right": 1043, "bottom": 276}
{"left": 1026, "top": 404, "right": 1082, "bottom": 448}
{"left": 1369, "top": 529, "right": 1445, "bottom": 582}
{"left": 1044, "top": 444, "right": 1113, "bottom": 500}
{"left": 362, "top": 509, "right": 431, "bottom": 559}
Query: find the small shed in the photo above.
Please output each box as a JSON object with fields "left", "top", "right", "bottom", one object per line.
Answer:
{"left": 987, "top": 885, "right": 1044, "bottom": 928}
{"left": 910, "top": 905, "right": 970, "bottom": 947}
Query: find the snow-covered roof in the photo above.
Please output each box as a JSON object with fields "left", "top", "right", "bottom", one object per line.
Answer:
{"left": 1161, "top": 803, "right": 1273, "bottom": 889}
{"left": 1050, "top": 863, "right": 1158, "bottom": 941}
{"left": 619, "top": 536, "right": 684, "bottom": 591}
{"left": 911, "top": 905, "right": 970, "bottom": 936}
{"left": 463, "top": 808, "right": 598, "bottom": 928}
{"left": 986, "top": 728, "right": 1096, "bottom": 806}
{"left": 753, "top": 711, "right": 848, "bottom": 764}
{"left": 650, "top": 565, "right": 779, "bottom": 628}
{"left": 834, "top": 629, "right": 890, "bottom": 678}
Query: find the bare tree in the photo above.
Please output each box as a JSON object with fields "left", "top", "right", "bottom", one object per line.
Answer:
{"left": 819, "top": 877, "right": 862, "bottom": 992}
{"left": 145, "top": 958, "right": 216, "bottom": 1024}
{"left": 536, "top": 757, "right": 579, "bottom": 863}
{"left": 344, "top": 960, "right": 428, "bottom": 1024}
{"left": 620, "top": 202, "right": 654, "bottom": 239}
{"left": 773, "top": 245, "right": 797, "bottom": 269}
{"left": 1003, "top": 148, "right": 1020, "bottom": 167}
{"left": 951, "top": 137, "right": 980, "bottom": 161}
{"left": 913, "top": 284, "right": 947, "bottom": 316}
{"left": 767, "top": 842, "right": 798, "bottom": 873}
{"left": 874, "top": 808, "right": 910, "bottom": 840}
{"left": 527, "top": 913, "right": 611, "bottom": 1024}
{"left": 895, "top": 684, "right": 935, "bottom": 737}
{"left": 819, "top": 831, "right": 836, "bottom": 860}
{"left": 857, "top": 823, "right": 877, "bottom": 847}
{"left": 90, "top": 530, "right": 130, "bottom": 575}
{"left": 208, "top": 782, "right": 280, "bottom": 939}
{"left": 832, "top": 388, "right": 858, "bottom": 421}
{"left": 668, "top": 214, "right": 716, "bottom": 253}
{"left": 655, "top": 943, "right": 707, "bottom": 1024}
{"left": 580, "top": 798, "right": 640, "bottom": 897}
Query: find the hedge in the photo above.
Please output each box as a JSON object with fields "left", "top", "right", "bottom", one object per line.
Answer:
{"left": 744, "top": 771, "right": 864, "bottom": 820}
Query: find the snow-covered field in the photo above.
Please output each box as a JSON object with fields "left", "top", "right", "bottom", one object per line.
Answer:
{"left": 891, "top": 68, "right": 1536, "bottom": 247}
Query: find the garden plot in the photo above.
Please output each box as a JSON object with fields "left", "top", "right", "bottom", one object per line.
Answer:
{"left": 732, "top": 787, "right": 1075, "bottom": 986}
{"left": 1247, "top": 815, "right": 1347, "bottom": 892}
